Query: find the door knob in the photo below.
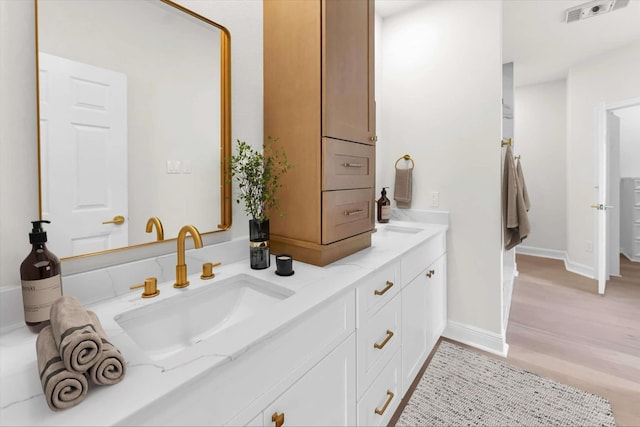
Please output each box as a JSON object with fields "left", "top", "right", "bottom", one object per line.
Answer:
{"left": 590, "top": 204, "right": 614, "bottom": 211}
{"left": 102, "top": 215, "right": 125, "bottom": 225}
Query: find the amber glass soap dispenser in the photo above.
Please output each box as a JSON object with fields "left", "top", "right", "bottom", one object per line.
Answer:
{"left": 377, "top": 187, "right": 391, "bottom": 223}
{"left": 20, "top": 220, "right": 62, "bottom": 331}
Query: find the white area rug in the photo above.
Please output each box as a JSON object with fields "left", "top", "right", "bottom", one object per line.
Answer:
{"left": 397, "top": 341, "right": 616, "bottom": 427}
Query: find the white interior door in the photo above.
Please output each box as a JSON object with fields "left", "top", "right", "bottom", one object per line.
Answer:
{"left": 607, "top": 112, "right": 621, "bottom": 277}
{"left": 39, "top": 53, "right": 128, "bottom": 258}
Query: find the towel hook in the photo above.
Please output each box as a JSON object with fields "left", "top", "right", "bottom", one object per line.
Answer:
{"left": 395, "top": 154, "right": 414, "bottom": 170}
{"left": 501, "top": 138, "right": 513, "bottom": 147}
{"left": 515, "top": 155, "right": 521, "bottom": 160}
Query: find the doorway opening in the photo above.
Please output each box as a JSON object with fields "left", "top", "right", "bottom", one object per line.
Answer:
{"left": 595, "top": 97, "right": 640, "bottom": 294}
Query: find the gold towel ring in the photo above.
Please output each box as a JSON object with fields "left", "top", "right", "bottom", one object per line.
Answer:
{"left": 395, "top": 154, "right": 414, "bottom": 170}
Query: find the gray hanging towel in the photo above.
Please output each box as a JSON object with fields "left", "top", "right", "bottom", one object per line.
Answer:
{"left": 394, "top": 155, "right": 414, "bottom": 209}
{"left": 516, "top": 158, "right": 531, "bottom": 211}
{"left": 503, "top": 146, "right": 530, "bottom": 250}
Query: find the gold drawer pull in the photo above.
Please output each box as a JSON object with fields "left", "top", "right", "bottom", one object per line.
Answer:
{"left": 373, "top": 330, "right": 394, "bottom": 350}
{"left": 426, "top": 269, "right": 435, "bottom": 278}
{"left": 374, "top": 280, "right": 394, "bottom": 296}
{"left": 102, "top": 215, "right": 125, "bottom": 225}
{"left": 374, "top": 390, "right": 395, "bottom": 416}
{"left": 272, "top": 412, "right": 284, "bottom": 427}
{"left": 344, "top": 209, "right": 364, "bottom": 216}
{"left": 342, "top": 162, "right": 364, "bottom": 168}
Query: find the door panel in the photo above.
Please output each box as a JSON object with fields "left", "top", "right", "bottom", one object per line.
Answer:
{"left": 39, "top": 53, "right": 128, "bottom": 257}
{"left": 323, "top": 0, "right": 375, "bottom": 144}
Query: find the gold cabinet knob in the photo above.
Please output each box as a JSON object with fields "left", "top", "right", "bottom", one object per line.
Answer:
{"left": 102, "top": 215, "right": 125, "bottom": 225}
{"left": 272, "top": 412, "right": 284, "bottom": 427}
{"left": 130, "top": 277, "right": 159, "bottom": 298}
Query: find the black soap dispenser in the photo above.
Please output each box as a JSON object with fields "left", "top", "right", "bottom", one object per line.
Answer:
{"left": 377, "top": 187, "right": 391, "bottom": 223}
{"left": 20, "top": 220, "right": 63, "bottom": 332}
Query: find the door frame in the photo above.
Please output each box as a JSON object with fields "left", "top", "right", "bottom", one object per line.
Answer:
{"left": 594, "top": 96, "right": 640, "bottom": 294}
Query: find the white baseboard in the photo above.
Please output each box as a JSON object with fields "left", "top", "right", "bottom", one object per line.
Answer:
{"left": 621, "top": 250, "right": 640, "bottom": 263}
{"left": 516, "top": 245, "right": 595, "bottom": 279}
{"left": 563, "top": 258, "right": 595, "bottom": 279}
{"left": 516, "top": 245, "right": 566, "bottom": 260}
{"left": 443, "top": 320, "right": 508, "bottom": 357}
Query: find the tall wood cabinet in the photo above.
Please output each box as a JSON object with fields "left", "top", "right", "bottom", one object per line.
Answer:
{"left": 264, "top": 0, "right": 376, "bottom": 266}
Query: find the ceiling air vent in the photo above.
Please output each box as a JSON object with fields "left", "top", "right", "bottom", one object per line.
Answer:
{"left": 565, "top": 0, "right": 629, "bottom": 23}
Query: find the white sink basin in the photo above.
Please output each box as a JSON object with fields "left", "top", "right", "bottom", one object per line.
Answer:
{"left": 114, "top": 274, "right": 294, "bottom": 361}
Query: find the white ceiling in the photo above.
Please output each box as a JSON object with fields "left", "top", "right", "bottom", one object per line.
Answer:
{"left": 376, "top": 0, "right": 640, "bottom": 87}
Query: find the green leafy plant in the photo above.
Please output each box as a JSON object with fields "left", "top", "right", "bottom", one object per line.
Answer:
{"left": 227, "top": 137, "right": 293, "bottom": 221}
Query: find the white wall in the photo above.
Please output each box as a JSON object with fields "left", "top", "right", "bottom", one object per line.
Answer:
{"left": 566, "top": 41, "right": 640, "bottom": 273}
{"left": 616, "top": 104, "right": 640, "bottom": 178}
{"left": 378, "top": 1, "right": 504, "bottom": 337}
{"left": 0, "top": 0, "right": 262, "bottom": 287}
{"left": 514, "top": 79, "right": 567, "bottom": 252}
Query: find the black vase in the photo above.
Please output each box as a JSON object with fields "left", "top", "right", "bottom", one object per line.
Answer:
{"left": 249, "top": 219, "right": 270, "bottom": 269}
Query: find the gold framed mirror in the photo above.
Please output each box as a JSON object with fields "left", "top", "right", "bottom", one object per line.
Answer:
{"left": 35, "top": 0, "right": 231, "bottom": 260}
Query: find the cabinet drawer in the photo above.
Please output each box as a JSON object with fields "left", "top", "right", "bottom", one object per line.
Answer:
{"left": 322, "top": 188, "right": 374, "bottom": 244}
{"left": 357, "top": 349, "right": 402, "bottom": 427}
{"left": 323, "top": 138, "right": 375, "bottom": 191}
{"left": 401, "top": 233, "right": 446, "bottom": 287}
{"left": 357, "top": 293, "right": 401, "bottom": 399}
{"left": 357, "top": 262, "right": 400, "bottom": 324}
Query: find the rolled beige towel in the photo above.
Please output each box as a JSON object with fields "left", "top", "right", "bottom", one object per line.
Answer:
{"left": 36, "top": 325, "right": 88, "bottom": 411}
{"left": 50, "top": 295, "right": 103, "bottom": 373}
{"left": 86, "top": 310, "right": 126, "bottom": 386}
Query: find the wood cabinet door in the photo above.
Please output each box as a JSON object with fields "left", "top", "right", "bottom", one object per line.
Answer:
{"left": 263, "top": 334, "right": 356, "bottom": 427}
{"left": 323, "top": 0, "right": 375, "bottom": 145}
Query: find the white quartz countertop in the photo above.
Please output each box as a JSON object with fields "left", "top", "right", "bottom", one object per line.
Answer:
{"left": 0, "top": 220, "right": 447, "bottom": 426}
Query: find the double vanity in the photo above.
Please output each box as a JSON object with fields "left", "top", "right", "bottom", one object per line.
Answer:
{"left": 0, "top": 218, "right": 447, "bottom": 426}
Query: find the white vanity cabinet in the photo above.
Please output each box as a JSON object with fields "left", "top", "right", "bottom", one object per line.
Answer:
{"left": 355, "top": 261, "right": 403, "bottom": 426}
{"left": 354, "top": 230, "right": 447, "bottom": 426}
{"left": 260, "top": 334, "right": 356, "bottom": 427}
{"left": 122, "top": 291, "right": 356, "bottom": 427}
{"left": 401, "top": 237, "right": 447, "bottom": 396}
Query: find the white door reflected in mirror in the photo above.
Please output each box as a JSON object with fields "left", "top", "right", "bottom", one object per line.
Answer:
{"left": 36, "top": 0, "right": 229, "bottom": 259}
{"left": 39, "top": 53, "right": 128, "bottom": 258}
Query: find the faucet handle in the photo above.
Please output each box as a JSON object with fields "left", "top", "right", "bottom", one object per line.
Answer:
{"left": 201, "top": 262, "right": 222, "bottom": 280}
{"left": 130, "top": 277, "right": 160, "bottom": 298}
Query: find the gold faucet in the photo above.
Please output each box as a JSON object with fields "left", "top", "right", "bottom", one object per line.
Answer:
{"left": 145, "top": 216, "right": 164, "bottom": 241}
{"left": 174, "top": 225, "right": 203, "bottom": 288}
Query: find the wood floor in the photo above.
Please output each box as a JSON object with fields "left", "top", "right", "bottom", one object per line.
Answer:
{"left": 505, "top": 254, "right": 640, "bottom": 426}
{"left": 389, "top": 254, "right": 640, "bottom": 426}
